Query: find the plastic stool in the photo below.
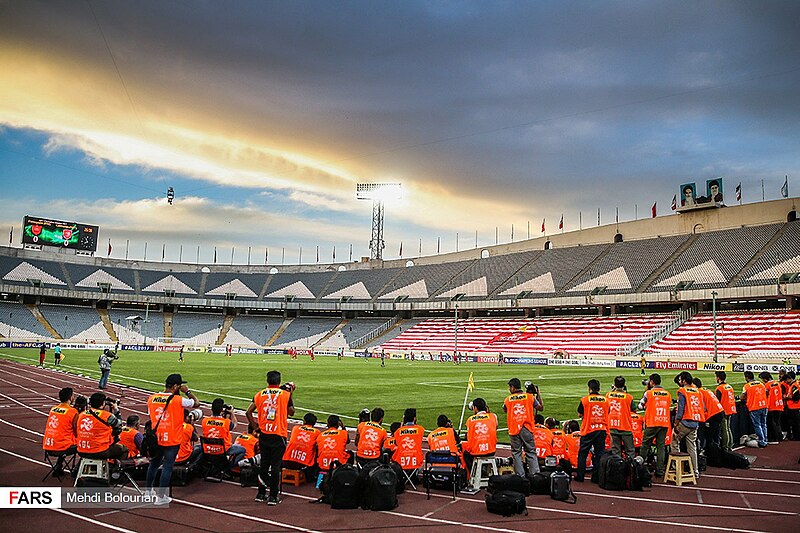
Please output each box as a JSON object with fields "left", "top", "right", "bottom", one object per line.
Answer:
{"left": 75, "top": 458, "right": 110, "bottom": 486}
{"left": 664, "top": 453, "right": 696, "bottom": 486}
{"left": 463, "top": 456, "right": 498, "bottom": 493}
{"left": 281, "top": 469, "right": 305, "bottom": 486}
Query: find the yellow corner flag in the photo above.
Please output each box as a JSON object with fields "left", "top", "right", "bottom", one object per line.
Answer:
{"left": 468, "top": 372, "right": 475, "bottom": 391}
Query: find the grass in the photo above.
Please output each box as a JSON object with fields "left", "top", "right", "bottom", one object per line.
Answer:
{"left": 0, "top": 348, "right": 748, "bottom": 443}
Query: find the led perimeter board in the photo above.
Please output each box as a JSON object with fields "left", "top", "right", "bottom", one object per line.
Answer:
{"left": 22, "top": 216, "right": 99, "bottom": 252}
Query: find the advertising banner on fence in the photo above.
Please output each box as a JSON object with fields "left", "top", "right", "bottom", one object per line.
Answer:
{"left": 742, "top": 363, "right": 799, "bottom": 373}
{"left": 652, "top": 360, "right": 697, "bottom": 371}
{"left": 120, "top": 344, "right": 154, "bottom": 351}
{"left": 581, "top": 359, "right": 617, "bottom": 368}
{"left": 505, "top": 356, "right": 548, "bottom": 365}
{"left": 698, "top": 362, "right": 732, "bottom": 372}
{"left": 548, "top": 358, "right": 581, "bottom": 366}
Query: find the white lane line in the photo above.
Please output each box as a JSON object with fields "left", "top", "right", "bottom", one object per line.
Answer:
{"left": 52, "top": 508, "right": 138, "bottom": 533}
{"left": 666, "top": 484, "right": 800, "bottom": 499}
{"left": 173, "top": 498, "right": 324, "bottom": 533}
{"left": 573, "top": 490, "right": 795, "bottom": 516}
{"left": 751, "top": 467, "right": 800, "bottom": 474}
{"left": 0, "top": 390, "right": 50, "bottom": 415}
{"left": 0, "top": 416, "right": 44, "bottom": 436}
{"left": 701, "top": 473, "right": 800, "bottom": 485}
{"left": 422, "top": 498, "right": 458, "bottom": 518}
{"left": 0, "top": 446, "right": 48, "bottom": 465}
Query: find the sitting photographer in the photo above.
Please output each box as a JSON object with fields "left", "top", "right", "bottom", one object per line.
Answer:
{"left": 316, "top": 415, "right": 350, "bottom": 472}
{"left": 462, "top": 398, "right": 498, "bottom": 472}
{"left": 119, "top": 415, "right": 143, "bottom": 458}
{"left": 176, "top": 410, "right": 201, "bottom": 466}
{"left": 76, "top": 392, "right": 128, "bottom": 460}
{"left": 43, "top": 387, "right": 79, "bottom": 476}
{"left": 229, "top": 423, "right": 261, "bottom": 470}
{"left": 392, "top": 408, "right": 425, "bottom": 473}
{"left": 355, "top": 407, "right": 388, "bottom": 466}
{"left": 283, "top": 413, "right": 320, "bottom": 479}
{"left": 427, "top": 414, "right": 465, "bottom": 468}
{"left": 197, "top": 399, "right": 237, "bottom": 471}
{"left": 98, "top": 349, "right": 118, "bottom": 390}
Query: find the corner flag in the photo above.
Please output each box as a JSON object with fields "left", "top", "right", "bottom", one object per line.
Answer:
{"left": 468, "top": 372, "right": 475, "bottom": 391}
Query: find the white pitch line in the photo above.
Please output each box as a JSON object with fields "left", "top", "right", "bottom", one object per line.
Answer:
{"left": 572, "top": 490, "right": 795, "bottom": 516}
{"left": 51, "top": 508, "right": 138, "bottom": 533}
{"left": 701, "top": 473, "right": 800, "bottom": 485}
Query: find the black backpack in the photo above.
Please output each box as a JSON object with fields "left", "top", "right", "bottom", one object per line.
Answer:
{"left": 488, "top": 474, "right": 531, "bottom": 496}
{"left": 389, "top": 460, "right": 406, "bottom": 494}
{"left": 485, "top": 490, "right": 528, "bottom": 517}
{"left": 598, "top": 454, "right": 627, "bottom": 491}
{"left": 362, "top": 464, "right": 398, "bottom": 511}
{"left": 327, "top": 462, "right": 361, "bottom": 509}
{"left": 528, "top": 471, "right": 552, "bottom": 495}
{"left": 624, "top": 458, "right": 650, "bottom": 490}
{"left": 722, "top": 449, "right": 751, "bottom": 470}
{"left": 550, "top": 470, "right": 576, "bottom": 504}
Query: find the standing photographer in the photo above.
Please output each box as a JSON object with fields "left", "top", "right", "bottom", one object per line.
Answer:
{"left": 503, "top": 378, "right": 541, "bottom": 476}
{"left": 98, "top": 349, "right": 118, "bottom": 390}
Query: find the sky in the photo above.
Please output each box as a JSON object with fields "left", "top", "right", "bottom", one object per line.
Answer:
{"left": 1, "top": 0, "right": 799, "bottom": 265}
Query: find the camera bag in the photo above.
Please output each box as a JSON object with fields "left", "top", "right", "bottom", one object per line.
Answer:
{"left": 550, "top": 470, "right": 576, "bottom": 503}
{"left": 488, "top": 473, "right": 530, "bottom": 496}
{"left": 361, "top": 464, "right": 398, "bottom": 511}
{"left": 598, "top": 454, "right": 627, "bottom": 491}
{"left": 528, "top": 471, "right": 552, "bottom": 495}
{"left": 327, "top": 461, "right": 361, "bottom": 509}
{"left": 485, "top": 490, "right": 528, "bottom": 517}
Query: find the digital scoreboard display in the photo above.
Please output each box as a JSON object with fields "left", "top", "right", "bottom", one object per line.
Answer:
{"left": 22, "top": 216, "right": 99, "bottom": 252}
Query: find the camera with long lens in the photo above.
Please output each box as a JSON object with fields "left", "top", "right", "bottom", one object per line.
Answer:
{"left": 524, "top": 381, "right": 538, "bottom": 394}
{"left": 222, "top": 403, "right": 233, "bottom": 417}
{"left": 641, "top": 379, "right": 650, "bottom": 387}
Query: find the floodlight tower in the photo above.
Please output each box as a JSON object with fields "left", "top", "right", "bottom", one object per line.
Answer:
{"left": 356, "top": 183, "right": 402, "bottom": 260}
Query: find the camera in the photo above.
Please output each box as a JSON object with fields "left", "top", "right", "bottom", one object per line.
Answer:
{"left": 641, "top": 379, "right": 650, "bottom": 387}
{"left": 280, "top": 382, "right": 296, "bottom": 393}
{"left": 525, "top": 381, "right": 538, "bottom": 394}
{"left": 104, "top": 396, "right": 121, "bottom": 406}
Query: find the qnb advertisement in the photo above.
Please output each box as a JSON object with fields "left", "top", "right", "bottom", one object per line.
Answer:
{"left": 22, "top": 215, "right": 99, "bottom": 252}
{"left": 0, "top": 487, "right": 164, "bottom": 509}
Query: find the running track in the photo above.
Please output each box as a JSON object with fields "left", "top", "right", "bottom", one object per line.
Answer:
{"left": 0, "top": 359, "right": 798, "bottom": 532}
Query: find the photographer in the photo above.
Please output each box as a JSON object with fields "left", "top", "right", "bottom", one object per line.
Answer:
{"left": 246, "top": 370, "right": 295, "bottom": 505}
{"left": 428, "top": 414, "right": 462, "bottom": 456}
{"left": 356, "top": 407, "right": 387, "bottom": 466}
{"left": 503, "top": 378, "right": 540, "bottom": 476}
{"left": 316, "top": 414, "right": 350, "bottom": 472}
{"left": 43, "top": 387, "right": 79, "bottom": 476}
{"left": 462, "top": 398, "right": 497, "bottom": 472}
{"left": 199, "top": 398, "right": 238, "bottom": 468}
{"left": 98, "top": 349, "right": 118, "bottom": 390}
{"left": 283, "top": 413, "right": 320, "bottom": 480}
{"left": 638, "top": 373, "right": 672, "bottom": 478}
{"left": 119, "top": 415, "right": 143, "bottom": 458}
{"left": 76, "top": 392, "right": 128, "bottom": 460}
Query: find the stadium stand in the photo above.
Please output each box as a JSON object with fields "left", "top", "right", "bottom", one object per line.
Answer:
{"left": 321, "top": 268, "right": 401, "bottom": 300}
{"left": 649, "top": 224, "right": 782, "bottom": 290}
{"left": 263, "top": 271, "right": 335, "bottom": 300}
{"left": 63, "top": 263, "right": 136, "bottom": 292}
{"left": 382, "top": 259, "right": 474, "bottom": 300}
{"left": 735, "top": 222, "right": 800, "bottom": 286}
{"left": 38, "top": 304, "right": 107, "bottom": 341}
{"left": 0, "top": 300, "right": 52, "bottom": 338}
{"left": 170, "top": 311, "right": 227, "bottom": 343}
{"left": 138, "top": 270, "right": 202, "bottom": 295}
{"left": 0, "top": 256, "right": 68, "bottom": 287}
{"left": 379, "top": 314, "right": 675, "bottom": 356}
{"left": 229, "top": 314, "right": 286, "bottom": 346}
{"left": 107, "top": 307, "right": 165, "bottom": 343}
{"left": 339, "top": 318, "right": 393, "bottom": 346}
{"left": 648, "top": 311, "right": 800, "bottom": 357}
{"left": 434, "top": 250, "right": 540, "bottom": 299}
{"left": 364, "top": 318, "right": 426, "bottom": 348}
{"left": 271, "top": 317, "right": 342, "bottom": 347}
{"left": 203, "top": 273, "right": 265, "bottom": 299}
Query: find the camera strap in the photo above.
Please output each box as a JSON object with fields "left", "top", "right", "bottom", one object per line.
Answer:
{"left": 88, "top": 408, "right": 113, "bottom": 428}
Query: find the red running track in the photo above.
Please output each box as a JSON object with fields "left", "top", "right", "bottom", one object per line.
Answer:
{"left": 0, "top": 359, "right": 798, "bottom": 532}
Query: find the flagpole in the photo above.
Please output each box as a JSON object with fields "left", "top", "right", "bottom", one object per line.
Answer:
{"left": 457, "top": 372, "right": 474, "bottom": 434}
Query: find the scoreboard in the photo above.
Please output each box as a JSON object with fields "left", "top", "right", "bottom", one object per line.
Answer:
{"left": 22, "top": 216, "right": 99, "bottom": 252}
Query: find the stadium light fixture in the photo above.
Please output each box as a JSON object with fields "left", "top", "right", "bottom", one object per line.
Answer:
{"left": 356, "top": 183, "right": 402, "bottom": 261}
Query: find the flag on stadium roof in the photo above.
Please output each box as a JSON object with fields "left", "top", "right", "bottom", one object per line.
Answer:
{"left": 781, "top": 176, "right": 789, "bottom": 198}
{"left": 651, "top": 202, "right": 657, "bottom": 218}
{"left": 736, "top": 182, "right": 742, "bottom": 202}
{"left": 541, "top": 218, "right": 545, "bottom": 233}
{"left": 558, "top": 215, "right": 563, "bottom": 230}
{"left": 671, "top": 194, "right": 677, "bottom": 211}
{"left": 107, "top": 239, "right": 112, "bottom": 257}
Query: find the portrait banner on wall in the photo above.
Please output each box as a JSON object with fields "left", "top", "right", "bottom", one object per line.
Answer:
{"left": 679, "top": 182, "right": 697, "bottom": 207}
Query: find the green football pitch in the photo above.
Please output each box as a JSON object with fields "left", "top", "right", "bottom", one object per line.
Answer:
{"left": 0, "top": 349, "right": 747, "bottom": 443}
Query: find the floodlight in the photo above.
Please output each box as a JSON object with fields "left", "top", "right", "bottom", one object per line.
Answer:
{"left": 356, "top": 183, "right": 402, "bottom": 260}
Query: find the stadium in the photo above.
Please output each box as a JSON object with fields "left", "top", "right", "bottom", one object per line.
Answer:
{"left": 2, "top": 2, "right": 800, "bottom": 532}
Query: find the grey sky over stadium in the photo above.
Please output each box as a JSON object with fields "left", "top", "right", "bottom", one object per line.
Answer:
{"left": 1, "top": 1, "right": 799, "bottom": 264}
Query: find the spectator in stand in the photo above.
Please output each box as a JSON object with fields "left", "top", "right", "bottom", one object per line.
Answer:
{"left": 283, "top": 413, "right": 320, "bottom": 480}
{"left": 760, "top": 371, "right": 784, "bottom": 443}
{"left": 670, "top": 372, "right": 702, "bottom": 478}
{"left": 230, "top": 423, "right": 260, "bottom": 469}
{"left": 575, "top": 379, "right": 608, "bottom": 482}
{"left": 693, "top": 377, "right": 724, "bottom": 455}
{"left": 742, "top": 371, "right": 769, "bottom": 448}
{"left": 715, "top": 371, "right": 737, "bottom": 451}
{"left": 316, "top": 415, "right": 350, "bottom": 472}
{"left": 355, "top": 407, "right": 387, "bottom": 466}
{"left": 606, "top": 376, "right": 636, "bottom": 458}
{"left": 76, "top": 392, "right": 128, "bottom": 460}
{"left": 639, "top": 373, "right": 671, "bottom": 478}
{"left": 42, "top": 387, "right": 78, "bottom": 476}
{"left": 119, "top": 415, "right": 143, "bottom": 458}
{"left": 781, "top": 372, "right": 800, "bottom": 440}
{"left": 504, "top": 378, "right": 540, "bottom": 477}
{"left": 146, "top": 373, "right": 200, "bottom": 504}
{"left": 532, "top": 414, "right": 553, "bottom": 462}
{"left": 462, "top": 398, "right": 497, "bottom": 472}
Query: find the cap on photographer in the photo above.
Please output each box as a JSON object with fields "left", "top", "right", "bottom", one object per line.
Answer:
{"left": 145, "top": 373, "right": 200, "bottom": 503}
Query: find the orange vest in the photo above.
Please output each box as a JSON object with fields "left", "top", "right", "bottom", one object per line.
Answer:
{"left": 357, "top": 421, "right": 388, "bottom": 460}
{"left": 504, "top": 393, "right": 535, "bottom": 436}
{"left": 606, "top": 391, "right": 634, "bottom": 432}
{"left": 700, "top": 388, "right": 724, "bottom": 420}
{"left": 550, "top": 429, "right": 567, "bottom": 460}
{"left": 643, "top": 388, "right": 672, "bottom": 428}
{"left": 630, "top": 412, "right": 644, "bottom": 447}
{"left": 716, "top": 383, "right": 737, "bottom": 415}
{"left": 147, "top": 392, "right": 186, "bottom": 447}
{"left": 233, "top": 433, "right": 258, "bottom": 459}
{"left": 678, "top": 387, "right": 704, "bottom": 422}
{"left": 43, "top": 403, "right": 77, "bottom": 452}
{"left": 580, "top": 394, "right": 609, "bottom": 434}
{"left": 384, "top": 435, "right": 397, "bottom": 452}
{"left": 202, "top": 416, "right": 232, "bottom": 454}
{"left": 284, "top": 424, "right": 320, "bottom": 466}
{"left": 392, "top": 424, "right": 425, "bottom": 469}
{"left": 118, "top": 426, "right": 140, "bottom": 458}
{"left": 253, "top": 387, "right": 291, "bottom": 437}
{"left": 76, "top": 409, "right": 114, "bottom": 454}
{"left": 786, "top": 382, "right": 800, "bottom": 410}
{"left": 532, "top": 424, "right": 553, "bottom": 458}
{"left": 316, "top": 428, "right": 349, "bottom": 470}
{"left": 743, "top": 381, "right": 767, "bottom": 411}
{"left": 427, "top": 426, "right": 460, "bottom": 454}
{"left": 565, "top": 432, "right": 592, "bottom": 469}
{"left": 463, "top": 412, "right": 498, "bottom": 456}
{"left": 765, "top": 380, "right": 784, "bottom": 411}
{"left": 176, "top": 423, "right": 195, "bottom": 463}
